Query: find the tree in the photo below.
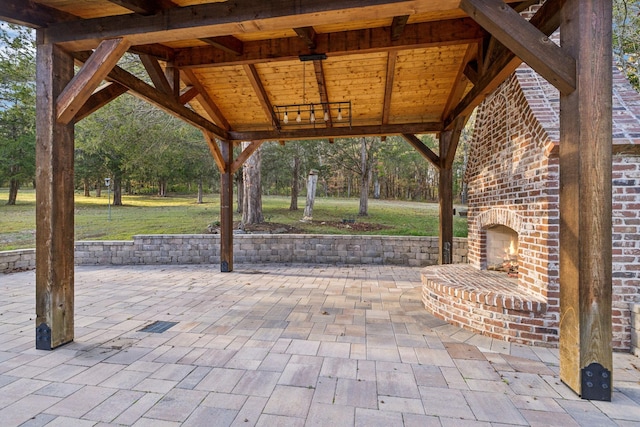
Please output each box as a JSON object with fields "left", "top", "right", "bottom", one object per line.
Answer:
{"left": 614, "top": 0, "right": 640, "bottom": 91}
{"left": 241, "top": 141, "right": 264, "bottom": 224}
{"left": 0, "top": 25, "right": 36, "bottom": 205}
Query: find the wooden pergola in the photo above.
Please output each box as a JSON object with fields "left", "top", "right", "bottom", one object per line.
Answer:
{"left": 1, "top": 0, "right": 612, "bottom": 400}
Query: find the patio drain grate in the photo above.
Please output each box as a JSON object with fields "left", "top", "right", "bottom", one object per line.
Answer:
{"left": 139, "top": 321, "right": 178, "bottom": 333}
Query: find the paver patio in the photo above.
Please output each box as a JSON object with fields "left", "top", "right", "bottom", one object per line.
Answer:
{"left": 1, "top": 264, "right": 639, "bottom": 426}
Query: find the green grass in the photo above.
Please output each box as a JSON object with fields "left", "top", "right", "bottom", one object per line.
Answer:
{"left": 0, "top": 188, "right": 468, "bottom": 251}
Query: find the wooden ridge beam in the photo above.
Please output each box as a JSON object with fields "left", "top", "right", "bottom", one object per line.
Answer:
{"left": 73, "top": 52, "right": 228, "bottom": 139}
{"left": 445, "top": 0, "right": 564, "bottom": 128}
{"left": 229, "top": 122, "right": 443, "bottom": 142}
{"left": 181, "top": 69, "right": 231, "bottom": 130}
{"left": 382, "top": 51, "right": 398, "bottom": 126}
{"left": 401, "top": 134, "right": 440, "bottom": 168}
{"left": 174, "top": 19, "right": 485, "bottom": 68}
{"left": 139, "top": 54, "right": 173, "bottom": 95}
{"left": 199, "top": 36, "right": 244, "bottom": 56}
{"left": 73, "top": 82, "right": 129, "bottom": 123}
{"left": 231, "top": 141, "right": 264, "bottom": 174}
{"left": 57, "top": 38, "right": 131, "bottom": 125}
{"left": 42, "top": 0, "right": 469, "bottom": 51}
{"left": 460, "top": 0, "right": 575, "bottom": 94}
{"left": 243, "top": 64, "right": 281, "bottom": 130}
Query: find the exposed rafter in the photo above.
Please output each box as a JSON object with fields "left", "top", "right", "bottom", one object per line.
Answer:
{"left": 313, "top": 60, "right": 332, "bottom": 127}
{"left": 442, "top": 44, "right": 476, "bottom": 122}
{"left": 107, "top": 0, "right": 177, "bottom": 15}
{"left": 461, "top": 0, "right": 575, "bottom": 94}
{"left": 382, "top": 51, "right": 398, "bottom": 126}
{"left": 181, "top": 69, "right": 231, "bottom": 130}
{"left": 229, "top": 122, "right": 443, "bottom": 142}
{"left": 243, "top": 64, "right": 281, "bottom": 130}
{"left": 174, "top": 19, "right": 485, "bottom": 68}
{"left": 73, "top": 52, "right": 228, "bottom": 139}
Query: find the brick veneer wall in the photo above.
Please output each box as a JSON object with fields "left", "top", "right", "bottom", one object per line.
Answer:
{"left": 613, "top": 155, "right": 640, "bottom": 349}
{"left": 465, "top": 74, "right": 561, "bottom": 346}
{"left": 0, "top": 234, "right": 468, "bottom": 273}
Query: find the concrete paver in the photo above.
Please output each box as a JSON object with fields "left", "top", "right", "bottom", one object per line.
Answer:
{"left": 0, "top": 264, "right": 639, "bottom": 426}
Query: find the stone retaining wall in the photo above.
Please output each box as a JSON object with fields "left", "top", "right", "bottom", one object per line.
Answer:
{"left": 1, "top": 234, "right": 468, "bottom": 273}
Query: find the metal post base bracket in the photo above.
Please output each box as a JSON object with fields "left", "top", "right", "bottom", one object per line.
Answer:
{"left": 581, "top": 362, "right": 612, "bottom": 401}
{"left": 221, "top": 261, "right": 230, "bottom": 273}
{"left": 35, "top": 323, "right": 52, "bottom": 350}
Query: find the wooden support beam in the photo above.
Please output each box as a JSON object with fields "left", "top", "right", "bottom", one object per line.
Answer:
{"left": 56, "top": 38, "right": 131, "bottom": 125}
{"left": 43, "top": 0, "right": 473, "bottom": 51}
{"left": 440, "top": 116, "right": 466, "bottom": 169}
{"left": 139, "top": 53, "right": 173, "bottom": 94}
{"left": 129, "top": 43, "right": 175, "bottom": 62}
{"left": 73, "top": 82, "right": 128, "bottom": 123}
{"left": 181, "top": 69, "right": 231, "bottom": 130}
{"left": 107, "top": 0, "right": 177, "bottom": 15}
{"left": 391, "top": 15, "right": 409, "bottom": 40}
{"left": 445, "top": 0, "right": 564, "bottom": 128}
{"left": 442, "top": 46, "right": 475, "bottom": 123}
{"left": 35, "top": 39, "right": 75, "bottom": 350}
{"left": 164, "top": 63, "right": 181, "bottom": 100}
{"left": 401, "top": 134, "right": 440, "bottom": 168}
{"left": 73, "top": 51, "right": 229, "bottom": 140}
{"left": 229, "top": 122, "right": 443, "bottom": 142}
{"left": 243, "top": 64, "right": 280, "bottom": 130}
{"left": 220, "top": 139, "right": 234, "bottom": 272}
{"left": 0, "top": 0, "right": 78, "bottom": 28}
{"left": 438, "top": 126, "right": 461, "bottom": 266}
{"left": 382, "top": 51, "right": 398, "bottom": 125}
{"left": 231, "top": 141, "right": 264, "bottom": 174}
{"left": 179, "top": 86, "right": 198, "bottom": 104}
{"left": 460, "top": 0, "right": 575, "bottom": 94}
{"left": 559, "top": 0, "right": 613, "bottom": 401}
{"left": 199, "top": 35, "right": 244, "bottom": 55}
{"left": 313, "top": 60, "right": 332, "bottom": 127}
{"left": 203, "top": 131, "right": 226, "bottom": 173}
{"left": 294, "top": 27, "right": 317, "bottom": 50}
{"left": 174, "top": 19, "right": 484, "bottom": 68}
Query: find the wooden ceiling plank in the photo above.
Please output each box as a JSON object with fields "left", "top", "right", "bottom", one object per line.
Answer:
{"left": 294, "top": 27, "right": 317, "bottom": 49}
{"left": 139, "top": 54, "right": 173, "bottom": 95}
{"left": 382, "top": 51, "right": 398, "bottom": 125}
{"left": 175, "top": 19, "right": 485, "bottom": 68}
{"left": 313, "top": 59, "right": 333, "bottom": 127}
{"left": 199, "top": 36, "right": 244, "bottom": 55}
{"left": 243, "top": 64, "right": 281, "bottom": 130}
{"left": 203, "top": 131, "right": 226, "bottom": 173}
{"left": 57, "top": 38, "right": 131, "bottom": 125}
{"left": 181, "top": 69, "right": 231, "bottom": 130}
{"left": 231, "top": 141, "right": 265, "bottom": 174}
{"left": 391, "top": 15, "right": 409, "bottom": 41}
{"left": 73, "top": 52, "right": 228, "bottom": 139}
{"left": 0, "top": 0, "right": 77, "bottom": 28}
{"left": 179, "top": 86, "right": 199, "bottom": 104}
{"left": 402, "top": 134, "right": 440, "bottom": 168}
{"left": 445, "top": 0, "right": 563, "bottom": 128}
{"left": 43, "top": 0, "right": 466, "bottom": 50}
{"left": 229, "top": 122, "right": 443, "bottom": 142}
{"left": 73, "top": 82, "right": 129, "bottom": 123}
{"left": 460, "top": 0, "right": 575, "bottom": 94}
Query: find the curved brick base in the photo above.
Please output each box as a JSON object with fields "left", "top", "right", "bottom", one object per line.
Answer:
{"left": 422, "top": 264, "right": 558, "bottom": 347}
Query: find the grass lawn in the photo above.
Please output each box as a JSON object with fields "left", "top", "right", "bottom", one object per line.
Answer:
{"left": 0, "top": 188, "right": 468, "bottom": 251}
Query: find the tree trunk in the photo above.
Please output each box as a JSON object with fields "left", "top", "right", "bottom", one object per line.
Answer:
{"left": 302, "top": 170, "right": 318, "bottom": 221}
{"left": 113, "top": 176, "right": 123, "bottom": 206}
{"left": 242, "top": 141, "right": 264, "bottom": 225}
{"left": 158, "top": 179, "right": 167, "bottom": 197}
{"left": 7, "top": 179, "right": 19, "bottom": 205}
{"left": 197, "top": 178, "right": 204, "bottom": 204}
{"left": 289, "top": 154, "right": 299, "bottom": 210}
{"left": 96, "top": 181, "right": 102, "bottom": 197}
{"left": 236, "top": 170, "right": 243, "bottom": 214}
{"left": 359, "top": 137, "right": 370, "bottom": 216}
{"left": 83, "top": 178, "right": 90, "bottom": 197}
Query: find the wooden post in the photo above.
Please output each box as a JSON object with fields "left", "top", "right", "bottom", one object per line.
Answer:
{"left": 439, "top": 133, "right": 454, "bottom": 265}
{"left": 559, "top": 0, "right": 613, "bottom": 400}
{"left": 220, "top": 139, "right": 234, "bottom": 272}
{"left": 35, "top": 37, "right": 75, "bottom": 350}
